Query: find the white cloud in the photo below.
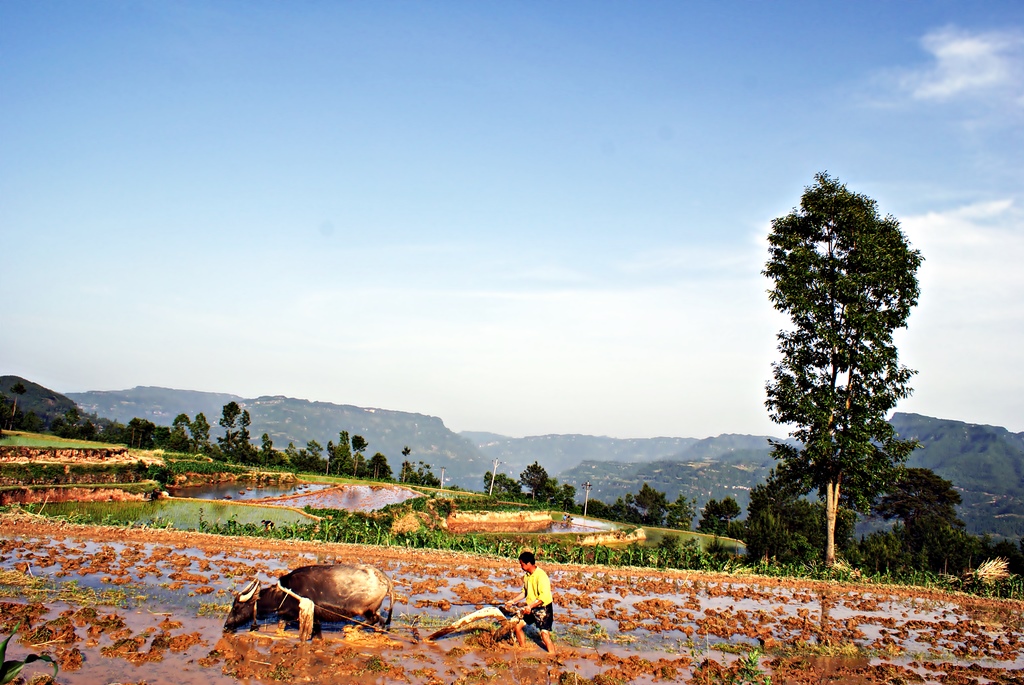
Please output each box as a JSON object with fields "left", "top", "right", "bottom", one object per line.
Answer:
{"left": 898, "top": 199, "right": 1024, "bottom": 430}
{"left": 899, "top": 27, "right": 1023, "bottom": 102}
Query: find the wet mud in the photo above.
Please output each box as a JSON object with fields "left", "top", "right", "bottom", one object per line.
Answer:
{"left": 1, "top": 514, "right": 1022, "bottom": 684}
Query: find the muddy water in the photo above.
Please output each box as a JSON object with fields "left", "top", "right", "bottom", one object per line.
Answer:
{"left": 1, "top": 518, "right": 1023, "bottom": 685}
{"left": 258, "top": 484, "right": 423, "bottom": 511}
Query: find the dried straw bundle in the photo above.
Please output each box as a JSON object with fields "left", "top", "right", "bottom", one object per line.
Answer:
{"left": 970, "top": 558, "right": 1010, "bottom": 584}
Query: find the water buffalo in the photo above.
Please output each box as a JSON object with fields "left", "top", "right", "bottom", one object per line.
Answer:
{"left": 223, "top": 563, "right": 395, "bottom": 639}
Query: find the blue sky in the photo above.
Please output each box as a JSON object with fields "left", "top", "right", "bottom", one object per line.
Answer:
{"left": 2, "top": 2, "right": 1023, "bottom": 438}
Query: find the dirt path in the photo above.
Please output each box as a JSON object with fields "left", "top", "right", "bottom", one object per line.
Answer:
{"left": 1, "top": 515, "right": 1022, "bottom": 684}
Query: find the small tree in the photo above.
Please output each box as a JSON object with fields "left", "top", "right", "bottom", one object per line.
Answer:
{"left": 764, "top": 172, "right": 923, "bottom": 565}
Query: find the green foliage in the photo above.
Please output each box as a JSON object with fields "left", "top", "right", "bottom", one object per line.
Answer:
{"left": 664, "top": 494, "right": 697, "bottom": 531}
{"left": 0, "top": 622, "right": 57, "bottom": 684}
{"left": 367, "top": 452, "right": 393, "bottom": 480}
{"left": 484, "top": 472, "right": 522, "bottom": 497}
{"left": 697, "top": 498, "right": 741, "bottom": 536}
{"left": 743, "top": 471, "right": 855, "bottom": 565}
{"left": 764, "top": 172, "right": 922, "bottom": 565}
{"left": 520, "top": 461, "right": 550, "bottom": 499}
{"left": 0, "top": 461, "right": 155, "bottom": 485}
{"left": 400, "top": 460, "right": 441, "bottom": 487}
{"left": 0, "top": 375, "right": 77, "bottom": 432}
{"left": 632, "top": 483, "right": 669, "bottom": 526}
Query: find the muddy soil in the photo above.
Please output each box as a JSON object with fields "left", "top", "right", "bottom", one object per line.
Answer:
{"left": 1, "top": 514, "right": 1022, "bottom": 685}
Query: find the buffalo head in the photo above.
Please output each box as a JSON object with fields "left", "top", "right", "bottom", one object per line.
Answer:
{"left": 223, "top": 578, "right": 262, "bottom": 632}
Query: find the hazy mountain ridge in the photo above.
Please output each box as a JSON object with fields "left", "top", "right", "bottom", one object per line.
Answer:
{"left": 67, "top": 386, "right": 489, "bottom": 487}
{"left": 460, "top": 433, "right": 701, "bottom": 476}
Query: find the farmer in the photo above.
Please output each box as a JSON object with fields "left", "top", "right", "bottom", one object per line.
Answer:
{"left": 504, "top": 550, "right": 556, "bottom": 654}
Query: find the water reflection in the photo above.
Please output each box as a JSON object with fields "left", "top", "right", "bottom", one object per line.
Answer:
{"left": 168, "top": 482, "right": 330, "bottom": 501}
{"left": 260, "top": 484, "right": 422, "bottom": 512}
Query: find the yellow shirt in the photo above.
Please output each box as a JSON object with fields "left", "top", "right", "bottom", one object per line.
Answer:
{"left": 523, "top": 567, "right": 553, "bottom": 606}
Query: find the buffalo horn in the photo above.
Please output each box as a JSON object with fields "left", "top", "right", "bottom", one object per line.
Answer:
{"left": 238, "top": 578, "right": 260, "bottom": 602}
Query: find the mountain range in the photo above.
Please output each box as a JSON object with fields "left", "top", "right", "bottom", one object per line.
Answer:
{"left": 4, "top": 377, "right": 1023, "bottom": 539}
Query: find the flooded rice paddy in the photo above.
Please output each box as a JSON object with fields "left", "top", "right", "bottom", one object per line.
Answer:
{"left": 168, "top": 482, "right": 332, "bottom": 502}
{"left": 1, "top": 515, "right": 1022, "bottom": 684}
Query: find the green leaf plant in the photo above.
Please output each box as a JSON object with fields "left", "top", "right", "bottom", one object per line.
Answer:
{"left": 1, "top": 622, "right": 58, "bottom": 684}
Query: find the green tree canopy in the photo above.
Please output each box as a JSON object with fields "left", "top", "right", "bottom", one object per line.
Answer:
{"left": 633, "top": 483, "right": 669, "bottom": 526}
{"left": 351, "top": 435, "right": 368, "bottom": 477}
{"left": 664, "top": 494, "right": 697, "bottom": 531}
{"left": 368, "top": 452, "right": 392, "bottom": 480}
{"left": 520, "top": 461, "right": 550, "bottom": 499}
{"left": 764, "top": 172, "right": 923, "bottom": 565}
{"left": 190, "top": 413, "right": 211, "bottom": 453}
{"left": 697, "top": 497, "right": 741, "bottom": 536}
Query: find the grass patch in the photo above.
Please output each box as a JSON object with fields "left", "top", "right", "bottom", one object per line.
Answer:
{"left": 641, "top": 526, "right": 745, "bottom": 553}
{"left": 0, "top": 431, "right": 123, "bottom": 449}
{"left": 0, "top": 571, "right": 131, "bottom": 607}
{"left": 199, "top": 603, "right": 230, "bottom": 617}
{"left": 25, "top": 499, "right": 314, "bottom": 530}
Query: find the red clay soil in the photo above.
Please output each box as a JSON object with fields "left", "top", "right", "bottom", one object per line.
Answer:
{"left": 1, "top": 513, "right": 1023, "bottom": 685}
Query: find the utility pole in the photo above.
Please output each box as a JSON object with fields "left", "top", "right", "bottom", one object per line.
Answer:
{"left": 488, "top": 458, "right": 502, "bottom": 497}
{"left": 582, "top": 481, "right": 592, "bottom": 519}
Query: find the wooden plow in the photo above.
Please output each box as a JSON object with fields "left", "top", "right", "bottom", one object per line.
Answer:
{"left": 426, "top": 605, "right": 523, "bottom": 642}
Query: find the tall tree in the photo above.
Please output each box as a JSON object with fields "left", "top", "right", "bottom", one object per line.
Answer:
{"left": 764, "top": 172, "right": 923, "bottom": 566}
{"left": 520, "top": 462, "right": 550, "bottom": 500}
{"left": 399, "top": 446, "right": 412, "bottom": 481}
{"left": 260, "top": 433, "right": 276, "bottom": 466}
{"left": 190, "top": 413, "right": 211, "bottom": 453}
{"left": 351, "top": 435, "right": 368, "bottom": 477}
{"left": 237, "top": 410, "right": 256, "bottom": 463}
{"left": 217, "top": 402, "right": 243, "bottom": 458}
{"left": 332, "top": 431, "right": 352, "bottom": 476}
{"left": 7, "top": 382, "right": 26, "bottom": 431}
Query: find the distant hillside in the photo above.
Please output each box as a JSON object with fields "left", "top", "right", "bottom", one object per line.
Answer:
{"left": 891, "top": 412, "right": 1024, "bottom": 539}
{"left": 551, "top": 435, "right": 779, "bottom": 517}
{"left": 1, "top": 375, "right": 78, "bottom": 428}
{"left": 462, "top": 433, "right": 700, "bottom": 480}
{"left": 68, "top": 386, "right": 489, "bottom": 488}
{"left": 70, "top": 386, "right": 244, "bottom": 426}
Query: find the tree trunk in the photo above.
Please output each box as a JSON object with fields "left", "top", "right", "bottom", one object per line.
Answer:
{"left": 825, "top": 480, "right": 840, "bottom": 566}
